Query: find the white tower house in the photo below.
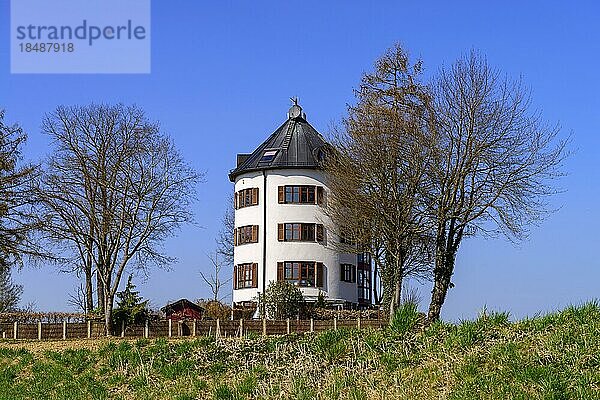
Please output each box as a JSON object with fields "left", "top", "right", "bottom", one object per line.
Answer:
{"left": 229, "top": 102, "right": 372, "bottom": 310}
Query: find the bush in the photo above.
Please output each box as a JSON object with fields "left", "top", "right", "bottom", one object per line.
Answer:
{"left": 197, "top": 300, "right": 231, "bottom": 320}
{"left": 260, "top": 281, "right": 304, "bottom": 319}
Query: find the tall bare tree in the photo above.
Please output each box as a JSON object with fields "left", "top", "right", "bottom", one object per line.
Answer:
{"left": 37, "top": 104, "right": 203, "bottom": 333}
{"left": 0, "top": 110, "right": 44, "bottom": 271}
{"left": 426, "top": 52, "right": 568, "bottom": 321}
{"left": 215, "top": 193, "right": 234, "bottom": 267}
{"left": 325, "top": 44, "right": 435, "bottom": 317}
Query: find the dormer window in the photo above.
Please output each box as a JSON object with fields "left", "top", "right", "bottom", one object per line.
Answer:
{"left": 259, "top": 149, "right": 278, "bottom": 163}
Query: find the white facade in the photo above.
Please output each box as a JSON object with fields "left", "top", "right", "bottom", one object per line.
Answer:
{"left": 232, "top": 168, "right": 359, "bottom": 305}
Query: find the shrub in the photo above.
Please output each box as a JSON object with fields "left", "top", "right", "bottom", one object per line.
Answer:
{"left": 259, "top": 281, "right": 304, "bottom": 319}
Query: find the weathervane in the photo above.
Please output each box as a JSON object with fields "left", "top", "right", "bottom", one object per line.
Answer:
{"left": 290, "top": 96, "right": 299, "bottom": 106}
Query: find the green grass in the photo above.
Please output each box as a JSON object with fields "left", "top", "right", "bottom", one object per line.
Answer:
{"left": 1, "top": 301, "right": 599, "bottom": 399}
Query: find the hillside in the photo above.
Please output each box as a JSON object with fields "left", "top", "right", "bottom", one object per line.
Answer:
{"left": 0, "top": 302, "right": 599, "bottom": 400}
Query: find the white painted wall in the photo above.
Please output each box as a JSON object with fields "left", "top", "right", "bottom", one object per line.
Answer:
{"left": 232, "top": 168, "right": 359, "bottom": 305}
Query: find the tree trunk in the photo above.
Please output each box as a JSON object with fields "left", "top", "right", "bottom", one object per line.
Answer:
{"left": 97, "top": 273, "right": 105, "bottom": 314}
{"left": 427, "top": 251, "right": 455, "bottom": 322}
{"left": 104, "top": 295, "right": 113, "bottom": 336}
{"left": 84, "top": 267, "right": 93, "bottom": 314}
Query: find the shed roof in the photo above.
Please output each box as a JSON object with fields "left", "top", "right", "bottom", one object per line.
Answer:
{"left": 161, "top": 299, "right": 204, "bottom": 314}
{"left": 228, "top": 102, "right": 329, "bottom": 181}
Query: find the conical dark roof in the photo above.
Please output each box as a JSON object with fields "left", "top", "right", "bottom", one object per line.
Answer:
{"left": 228, "top": 103, "right": 329, "bottom": 182}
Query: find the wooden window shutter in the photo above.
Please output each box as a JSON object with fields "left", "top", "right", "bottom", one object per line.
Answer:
{"left": 234, "top": 193, "right": 237, "bottom": 210}
{"left": 252, "top": 225, "right": 258, "bottom": 243}
{"left": 277, "top": 224, "right": 284, "bottom": 241}
{"left": 316, "top": 224, "right": 324, "bottom": 242}
{"left": 316, "top": 186, "right": 323, "bottom": 205}
{"left": 277, "top": 262, "right": 284, "bottom": 281}
{"left": 278, "top": 186, "right": 284, "bottom": 203}
{"left": 252, "top": 188, "right": 259, "bottom": 205}
{"left": 233, "top": 228, "right": 237, "bottom": 246}
{"left": 233, "top": 266, "right": 237, "bottom": 290}
{"left": 252, "top": 263, "right": 258, "bottom": 288}
{"left": 316, "top": 262, "right": 324, "bottom": 287}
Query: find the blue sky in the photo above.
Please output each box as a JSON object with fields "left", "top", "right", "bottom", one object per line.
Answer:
{"left": 1, "top": 1, "right": 599, "bottom": 321}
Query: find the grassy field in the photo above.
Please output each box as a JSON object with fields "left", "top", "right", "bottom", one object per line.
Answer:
{"left": 1, "top": 302, "right": 599, "bottom": 400}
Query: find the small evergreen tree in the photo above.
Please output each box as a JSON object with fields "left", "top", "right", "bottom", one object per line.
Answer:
{"left": 0, "top": 266, "right": 22, "bottom": 313}
{"left": 112, "top": 275, "right": 149, "bottom": 327}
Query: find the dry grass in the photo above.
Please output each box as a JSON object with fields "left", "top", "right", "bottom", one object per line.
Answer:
{"left": 1, "top": 302, "right": 599, "bottom": 399}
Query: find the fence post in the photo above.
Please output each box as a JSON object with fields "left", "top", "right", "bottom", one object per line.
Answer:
{"left": 13, "top": 322, "right": 17, "bottom": 339}
{"left": 144, "top": 319, "right": 149, "bottom": 339}
{"left": 357, "top": 317, "right": 361, "bottom": 330}
{"left": 286, "top": 318, "right": 290, "bottom": 335}
{"left": 168, "top": 318, "right": 172, "bottom": 338}
{"left": 120, "top": 320, "right": 125, "bottom": 338}
{"left": 262, "top": 318, "right": 266, "bottom": 336}
{"left": 2, "top": 331, "right": 5, "bottom": 339}
{"left": 63, "top": 321, "right": 67, "bottom": 340}
{"left": 216, "top": 319, "right": 221, "bottom": 339}
{"left": 37, "top": 321, "right": 42, "bottom": 340}
{"left": 310, "top": 318, "right": 314, "bottom": 333}
{"left": 239, "top": 319, "right": 243, "bottom": 338}
{"left": 87, "top": 320, "right": 91, "bottom": 338}
{"left": 333, "top": 317, "right": 337, "bottom": 331}
{"left": 192, "top": 319, "right": 196, "bottom": 337}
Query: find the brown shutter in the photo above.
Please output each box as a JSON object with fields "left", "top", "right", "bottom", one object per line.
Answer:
{"left": 234, "top": 193, "right": 237, "bottom": 209}
{"left": 316, "top": 263, "right": 323, "bottom": 287}
{"left": 233, "top": 228, "right": 237, "bottom": 246}
{"left": 252, "top": 188, "right": 259, "bottom": 205}
{"left": 277, "top": 262, "right": 284, "bottom": 281}
{"left": 252, "top": 263, "right": 258, "bottom": 288}
{"left": 317, "top": 186, "right": 324, "bottom": 205}
{"left": 252, "top": 225, "right": 258, "bottom": 243}
{"left": 277, "top": 224, "right": 284, "bottom": 241}
{"left": 278, "top": 186, "right": 284, "bottom": 203}
{"left": 316, "top": 224, "right": 324, "bottom": 242}
{"left": 233, "top": 266, "right": 237, "bottom": 290}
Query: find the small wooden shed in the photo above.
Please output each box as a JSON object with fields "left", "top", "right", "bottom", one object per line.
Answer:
{"left": 161, "top": 299, "right": 204, "bottom": 321}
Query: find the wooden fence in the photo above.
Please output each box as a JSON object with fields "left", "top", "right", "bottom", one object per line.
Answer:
{"left": 0, "top": 318, "right": 386, "bottom": 341}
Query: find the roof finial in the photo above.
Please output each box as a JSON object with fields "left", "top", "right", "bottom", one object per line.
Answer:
{"left": 288, "top": 97, "right": 303, "bottom": 119}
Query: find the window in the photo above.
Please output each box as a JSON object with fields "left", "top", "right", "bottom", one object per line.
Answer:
{"left": 259, "top": 149, "right": 278, "bottom": 163}
{"left": 277, "top": 261, "right": 324, "bottom": 287}
{"left": 278, "top": 185, "right": 324, "bottom": 205}
{"left": 234, "top": 263, "right": 258, "bottom": 289}
{"left": 277, "top": 223, "right": 324, "bottom": 242}
{"left": 357, "top": 252, "right": 371, "bottom": 302}
{"left": 340, "top": 264, "right": 356, "bottom": 283}
{"left": 234, "top": 225, "right": 259, "bottom": 246}
{"left": 357, "top": 266, "right": 371, "bottom": 302}
{"left": 235, "top": 188, "right": 259, "bottom": 209}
